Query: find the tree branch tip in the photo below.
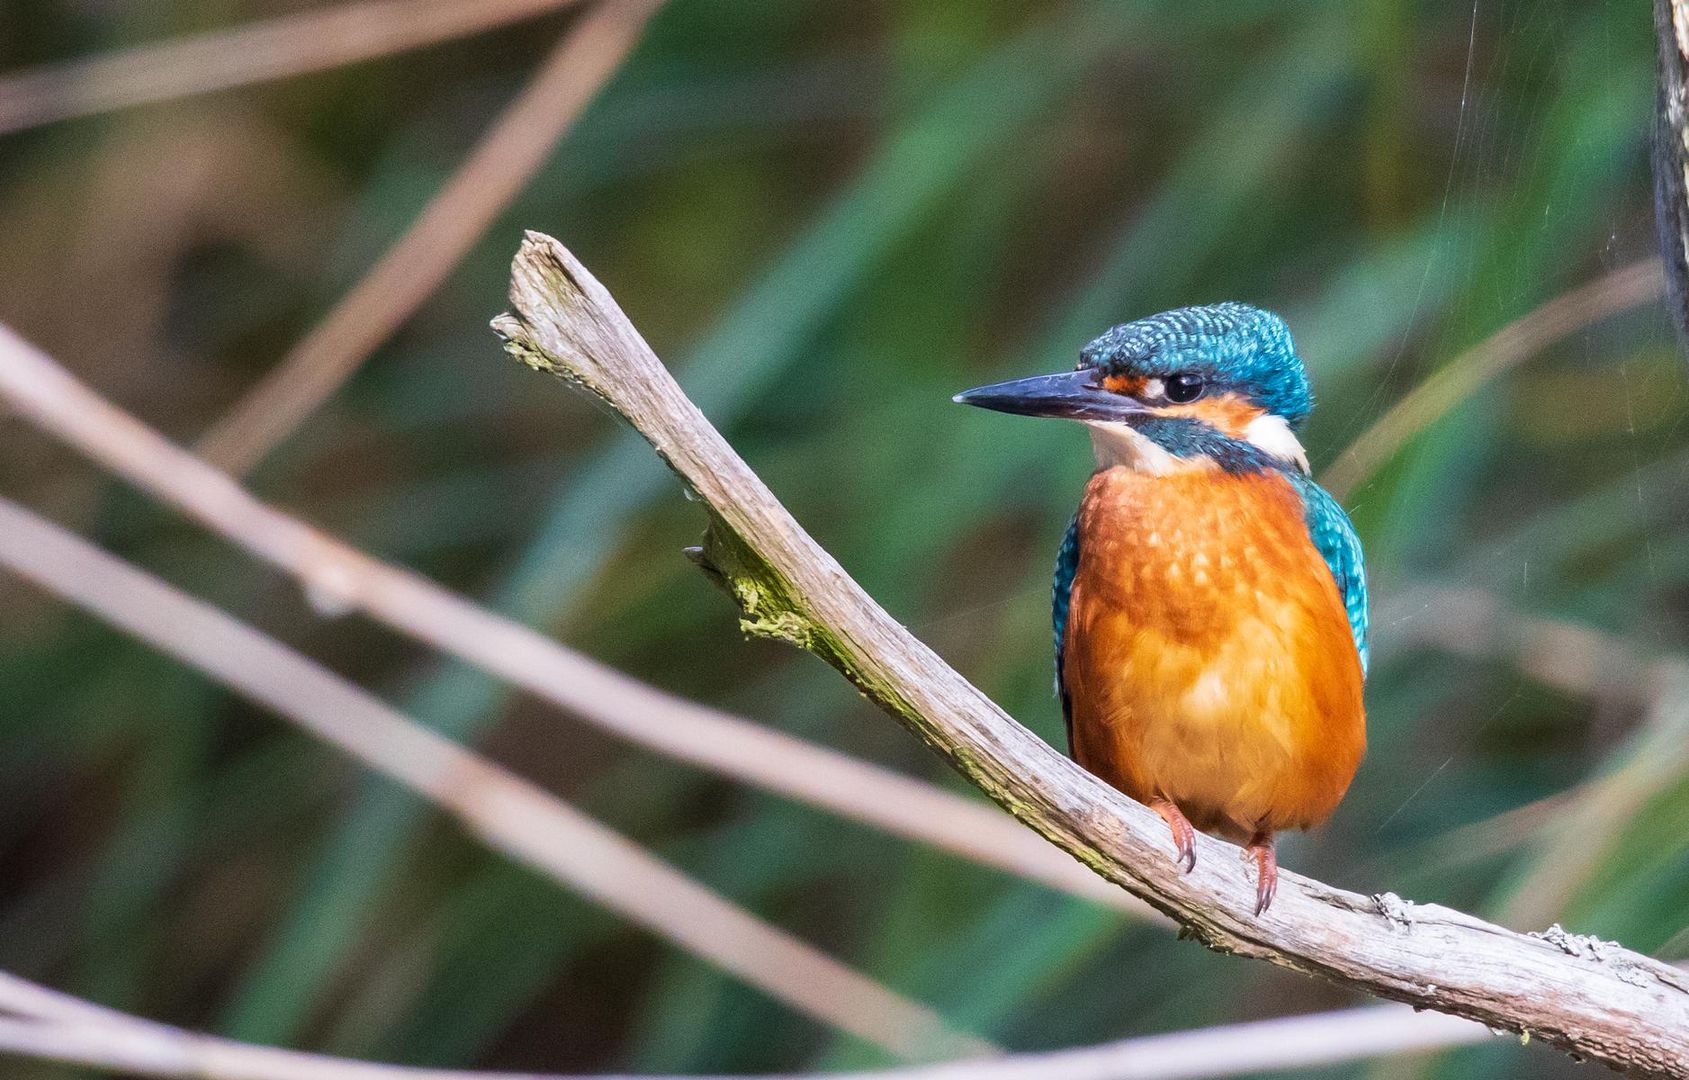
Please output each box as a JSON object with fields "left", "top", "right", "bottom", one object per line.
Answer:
{"left": 497, "top": 234, "right": 822, "bottom": 652}
{"left": 509, "top": 229, "right": 598, "bottom": 319}
{"left": 498, "top": 229, "right": 653, "bottom": 416}
{"left": 520, "top": 226, "right": 559, "bottom": 250}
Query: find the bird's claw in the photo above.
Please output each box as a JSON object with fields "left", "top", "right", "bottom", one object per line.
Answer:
{"left": 1149, "top": 798, "right": 1197, "bottom": 874}
{"left": 1245, "top": 833, "right": 1278, "bottom": 915}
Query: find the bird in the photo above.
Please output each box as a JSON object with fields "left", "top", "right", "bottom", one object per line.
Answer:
{"left": 954, "top": 302, "right": 1367, "bottom": 915}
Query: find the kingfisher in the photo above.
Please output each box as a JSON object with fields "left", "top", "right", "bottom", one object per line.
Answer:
{"left": 955, "top": 303, "right": 1367, "bottom": 915}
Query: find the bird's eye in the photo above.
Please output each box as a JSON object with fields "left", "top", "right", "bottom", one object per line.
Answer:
{"left": 1164, "top": 373, "right": 1205, "bottom": 404}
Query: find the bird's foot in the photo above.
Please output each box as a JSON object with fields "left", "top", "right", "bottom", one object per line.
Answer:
{"left": 1244, "top": 832, "right": 1277, "bottom": 915}
{"left": 1149, "top": 798, "right": 1196, "bottom": 873}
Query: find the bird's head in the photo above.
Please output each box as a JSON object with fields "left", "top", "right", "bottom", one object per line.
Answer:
{"left": 955, "top": 303, "right": 1313, "bottom": 475}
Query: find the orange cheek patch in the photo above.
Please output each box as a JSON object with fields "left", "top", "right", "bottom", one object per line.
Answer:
{"left": 1101, "top": 373, "right": 1147, "bottom": 395}
{"left": 1161, "top": 392, "right": 1262, "bottom": 437}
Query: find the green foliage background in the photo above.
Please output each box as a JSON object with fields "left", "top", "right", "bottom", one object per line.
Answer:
{"left": 0, "top": 1, "right": 1682, "bottom": 1077}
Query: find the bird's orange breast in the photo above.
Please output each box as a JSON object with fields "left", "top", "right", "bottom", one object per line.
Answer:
{"left": 1062, "top": 465, "right": 1365, "bottom": 839}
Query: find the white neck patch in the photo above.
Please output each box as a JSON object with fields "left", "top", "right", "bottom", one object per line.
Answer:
{"left": 1242, "top": 413, "right": 1310, "bottom": 474}
{"left": 1086, "top": 414, "right": 1310, "bottom": 476}
{"left": 1086, "top": 421, "right": 1184, "bottom": 475}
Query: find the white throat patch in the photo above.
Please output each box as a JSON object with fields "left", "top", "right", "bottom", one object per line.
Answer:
{"left": 1086, "top": 414, "right": 1310, "bottom": 476}
{"left": 1243, "top": 414, "right": 1310, "bottom": 474}
{"left": 1085, "top": 421, "right": 1183, "bottom": 475}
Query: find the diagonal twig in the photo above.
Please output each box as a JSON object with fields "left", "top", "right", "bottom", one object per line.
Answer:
{"left": 0, "top": 0, "right": 585, "bottom": 136}
{"left": 494, "top": 230, "right": 1689, "bottom": 1078}
{"left": 0, "top": 321, "right": 1151, "bottom": 918}
{"left": 1498, "top": 668, "right": 1689, "bottom": 928}
{"left": 0, "top": 496, "right": 991, "bottom": 1061}
{"left": 1321, "top": 258, "right": 1665, "bottom": 499}
{"left": 1380, "top": 583, "right": 1689, "bottom": 706}
{"left": 197, "top": 0, "right": 663, "bottom": 475}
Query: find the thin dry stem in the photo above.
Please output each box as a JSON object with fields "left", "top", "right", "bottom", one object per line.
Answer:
{"left": 0, "top": 969, "right": 1492, "bottom": 1080}
{"left": 0, "top": 497, "right": 990, "bottom": 1062}
{"left": 1384, "top": 583, "right": 1689, "bottom": 706}
{"left": 197, "top": 0, "right": 662, "bottom": 474}
{"left": 1500, "top": 670, "right": 1689, "bottom": 928}
{"left": 494, "top": 231, "right": 1689, "bottom": 1078}
{"left": 0, "top": 321, "right": 1152, "bottom": 919}
{"left": 1321, "top": 258, "right": 1665, "bottom": 499}
{"left": 0, "top": 0, "right": 582, "bottom": 135}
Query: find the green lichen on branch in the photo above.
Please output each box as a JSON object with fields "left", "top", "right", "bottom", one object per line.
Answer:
{"left": 694, "top": 515, "right": 914, "bottom": 717}
{"left": 690, "top": 513, "right": 1022, "bottom": 809}
{"left": 692, "top": 517, "right": 818, "bottom": 650}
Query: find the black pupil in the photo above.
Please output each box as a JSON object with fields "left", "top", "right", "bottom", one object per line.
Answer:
{"left": 1165, "top": 374, "right": 1204, "bottom": 403}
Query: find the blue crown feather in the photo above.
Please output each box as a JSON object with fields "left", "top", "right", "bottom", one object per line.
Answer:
{"left": 1079, "top": 302, "right": 1314, "bottom": 428}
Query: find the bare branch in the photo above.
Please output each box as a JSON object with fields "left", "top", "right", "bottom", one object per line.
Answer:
{"left": 0, "top": 969, "right": 1495, "bottom": 1080}
{"left": 197, "top": 0, "right": 663, "bottom": 474}
{"left": 0, "top": 973, "right": 146, "bottom": 1029}
{"left": 0, "top": 320, "right": 1153, "bottom": 918}
{"left": 0, "top": 0, "right": 582, "bottom": 136}
{"left": 0, "top": 496, "right": 991, "bottom": 1061}
{"left": 494, "top": 231, "right": 1689, "bottom": 1078}
{"left": 1321, "top": 258, "right": 1665, "bottom": 499}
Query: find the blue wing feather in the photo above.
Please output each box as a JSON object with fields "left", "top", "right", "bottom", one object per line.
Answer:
{"left": 1288, "top": 473, "right": 1369, "bottom": 675}
{"left": 1052, "top": 513, "right": 1080, "bottom": 749}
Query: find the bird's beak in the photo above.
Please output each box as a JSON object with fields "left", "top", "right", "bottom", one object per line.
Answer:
{"left": 952, "top": 369, "right": 1149, "bottom": 422}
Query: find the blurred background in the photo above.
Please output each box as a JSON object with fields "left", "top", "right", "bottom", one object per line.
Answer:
{"left": 0, "top": 0, "right": 1682, "bottom": 1077}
